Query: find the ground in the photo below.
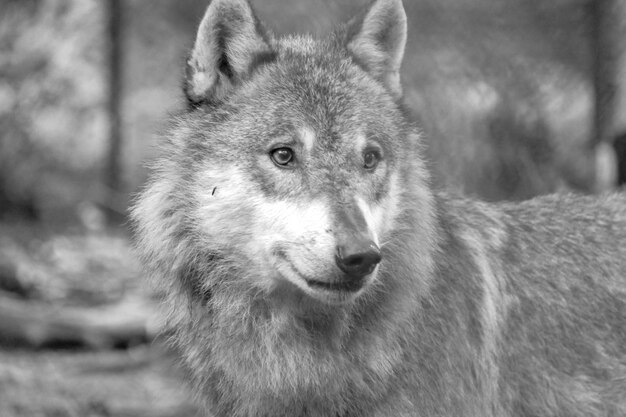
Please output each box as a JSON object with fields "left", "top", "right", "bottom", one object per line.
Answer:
{"left": 0, "top": 221, "right": 201, "bottom": 417}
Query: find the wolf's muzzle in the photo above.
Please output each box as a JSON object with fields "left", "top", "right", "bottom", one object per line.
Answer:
{"left": 335, "top": 240, "right": 382, "bottom": 279}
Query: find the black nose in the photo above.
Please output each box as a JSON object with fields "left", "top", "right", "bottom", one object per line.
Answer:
{"left": 335, "top": 241, "right": 382, "bottom": 278}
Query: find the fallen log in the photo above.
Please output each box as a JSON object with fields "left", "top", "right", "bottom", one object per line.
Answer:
{"left": 0, "top": 291, "right": 160, "bottom": 349}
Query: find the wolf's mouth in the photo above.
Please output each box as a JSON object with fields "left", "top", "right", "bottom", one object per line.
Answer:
{"left": 305, "top": 278, "right": 364, "bottom": 293}
{"left": 274, "top": 249, "right": 365, "bottom": 293}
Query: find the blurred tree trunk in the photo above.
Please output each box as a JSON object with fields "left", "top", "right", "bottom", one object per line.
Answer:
{"left": 616, "top": 132, "right": 626, "bottom": 185}
{"left": 590, "top": 0, "right": 625, "bottom": 189}
{"left": 591, "top": 0, "right": 620, "bottom": 145}
{"left": 106, "top": 0, "right": 124, "bottom": 216}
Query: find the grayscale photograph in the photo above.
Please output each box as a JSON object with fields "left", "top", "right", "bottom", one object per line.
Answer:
{"left": 0, "top": 0, "right": 625, "bottom": 416}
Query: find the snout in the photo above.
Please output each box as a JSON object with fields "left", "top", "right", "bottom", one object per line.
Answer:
{"left": 302, "top": 239, "right": 381, "bottom": 295}
{"left": 335, "top": 240, "right": 382, "bottom": 279}
{"left": 298, "top": 239, "right": 382, "bottom": 294}
{"left": 270, "top": 197, "right": 384, "bottom": 302}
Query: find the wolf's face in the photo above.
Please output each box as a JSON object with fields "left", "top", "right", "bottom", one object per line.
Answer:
{"left": 186, "top": 46, "right": 408, "bottom": 304}
{"left": 164, "top": 0, "right": 416, "bottom": 304}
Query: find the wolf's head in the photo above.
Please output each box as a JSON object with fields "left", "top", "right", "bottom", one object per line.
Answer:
{"left": 136, "top": 0, "right": 435, "bottom": 306}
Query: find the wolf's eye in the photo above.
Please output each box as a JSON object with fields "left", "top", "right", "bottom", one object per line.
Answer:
{"left": 270, "top": 147, "right": 294, "bottom": 167}
{"left": 363, "top": 150, "right": 380, "bottom": 170}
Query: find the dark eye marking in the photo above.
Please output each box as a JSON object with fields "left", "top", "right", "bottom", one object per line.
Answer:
{"left": 270, "top": 147, "right": 295, "bottom": 167}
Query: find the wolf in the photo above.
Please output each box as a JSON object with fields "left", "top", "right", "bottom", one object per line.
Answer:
{"left": 131, "top": 0, "right": 626, "bottom": 415}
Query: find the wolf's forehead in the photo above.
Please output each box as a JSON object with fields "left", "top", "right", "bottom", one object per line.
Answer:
{"left": 273, "top": 36, "right": 360, "bottom": 91}
{"left": 276, "top": 35, "right": 321, "bottom": 55}
{"left": 257, "top": 36, "right": 396, "bottom": 148}
{"left": 296, "top": 126, "right": 366, "bottom": 151}
{"left": 265, "top": 58, "right": 374, "bottom": 136}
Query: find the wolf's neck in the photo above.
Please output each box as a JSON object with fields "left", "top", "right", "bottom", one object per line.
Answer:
{"left": 169, "top": 199, "right": 456, "bottom": 415}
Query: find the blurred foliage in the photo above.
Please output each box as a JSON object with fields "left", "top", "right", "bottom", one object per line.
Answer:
{"left": 0, "top": 223, "right": 140, "bottom": 305}
{"left": 0, "top": 0, "right": 107, "bottom": 220}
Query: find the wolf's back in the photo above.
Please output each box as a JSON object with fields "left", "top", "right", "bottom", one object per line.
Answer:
{"left": 130, "top": 1, "right": 626, "bottom": 416}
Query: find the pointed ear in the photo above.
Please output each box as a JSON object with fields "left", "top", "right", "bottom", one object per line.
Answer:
{"left": 185, "top": 0, "right": 274, "bottom": 105}
{"left": 345, "top": 0, "right": 407, "bottom": 98}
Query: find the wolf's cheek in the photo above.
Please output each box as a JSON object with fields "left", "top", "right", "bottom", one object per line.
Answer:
{"left": 192, "top": 166, "right": 261, "bottom": 247}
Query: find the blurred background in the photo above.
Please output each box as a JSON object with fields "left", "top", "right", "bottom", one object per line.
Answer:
{"left": 0, "top": 0, "right": 624, "bottom": 416}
